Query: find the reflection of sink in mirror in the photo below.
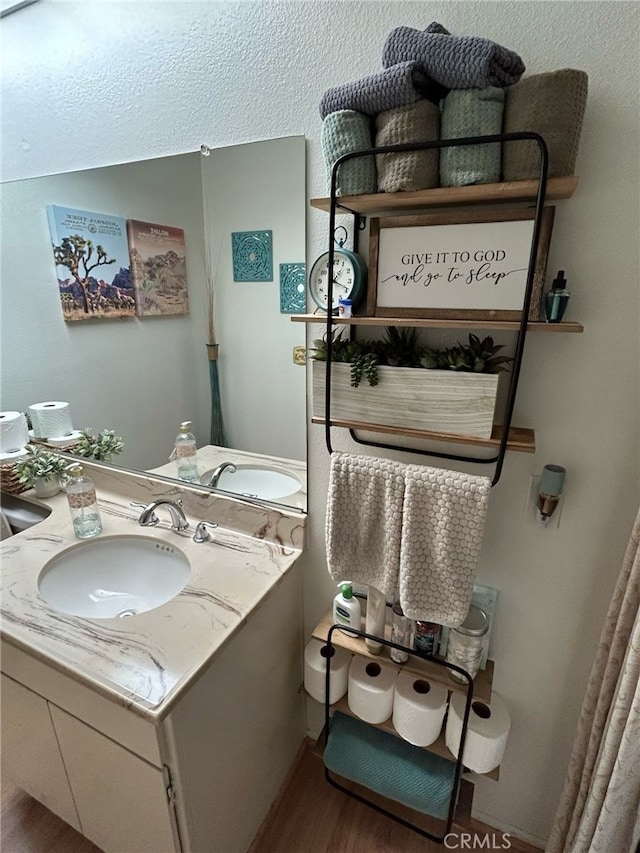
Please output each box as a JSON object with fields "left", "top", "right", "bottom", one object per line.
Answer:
{"left": 38, "top": 535, "right": 191, "bottom": 619}
{"left": 200, "top": 466, "right": 302, "bottom": 501}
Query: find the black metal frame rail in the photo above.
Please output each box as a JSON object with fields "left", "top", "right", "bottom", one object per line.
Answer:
{"left": 323, "top": 132, "right": 549, "bottom": 487}
{"left": 323, "top": 623, "right": 474, "bottom": 844}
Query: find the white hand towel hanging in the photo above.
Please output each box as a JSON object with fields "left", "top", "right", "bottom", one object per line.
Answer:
{"left": 326, "top": 451, "right": 404, "bottom": 598}
{"left": 399, "top": 466, "right": 491, "bottom": 627}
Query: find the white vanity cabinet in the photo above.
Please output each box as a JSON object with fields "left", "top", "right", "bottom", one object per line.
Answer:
{"left": 0, "top": 562, "right": 304, "bottom": 853}
{"left": 0, "top": 673, "right": 82, "bottom": 832}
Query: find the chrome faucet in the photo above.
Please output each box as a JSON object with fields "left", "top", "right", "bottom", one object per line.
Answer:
{"left": 136, "top": 499, "right": 189, "bottom": 531}
{"left": 203, "top": 461, "right": 237, "bottom": 488}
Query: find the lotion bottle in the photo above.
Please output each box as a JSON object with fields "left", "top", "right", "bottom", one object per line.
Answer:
{"left": 365, "top": 585, "right": 386, "bottom": 654}
{"left": 65, "top": 463, "right": 103, "bottom": 539}
{"left": 333, "top": 581, "right": 361, "bottom": 634}
{"left": 175, "top": 421, "right": 198, "bottom": 482}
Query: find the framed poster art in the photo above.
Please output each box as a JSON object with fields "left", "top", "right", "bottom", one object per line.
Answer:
{"left": 367, "top": 207, "right": 555, "bottom": 321}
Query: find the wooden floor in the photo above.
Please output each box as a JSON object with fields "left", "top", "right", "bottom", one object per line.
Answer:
{"left": 2, "top": 745, "right": 541, "bottom": 853}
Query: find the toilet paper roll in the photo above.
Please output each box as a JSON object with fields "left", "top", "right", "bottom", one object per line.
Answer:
{"left": 347, "top": 655, "right": 397, "bottom": 724}
{"left": 392, "top": 671, "right": 448, "bottom": 747}
{"left": 29, "top": 402, "right": 74, "bottom": 439}
{"left": 304, "top": 639, "right": 352, "bottom": 705}
{"left": 0, "top": 411, "right": 30, "bottom": 454}
{"left": 445, "top": 691, "right": 511, "bottom": 774}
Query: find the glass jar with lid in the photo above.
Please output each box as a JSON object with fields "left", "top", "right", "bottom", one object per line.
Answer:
{"left": 445, "top": 605, "right": 489, "bottom": 683}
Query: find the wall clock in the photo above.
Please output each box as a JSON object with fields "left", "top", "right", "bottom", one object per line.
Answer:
{"left": 308, "top": 231, "right": 366, "bottom": 312}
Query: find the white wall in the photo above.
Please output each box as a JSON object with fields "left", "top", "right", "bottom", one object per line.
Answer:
{"left": 2, "top": 1, "right": 639, "bottom": 846}
{"left": 202, "top": 137, "right": 307, "bottom": 461}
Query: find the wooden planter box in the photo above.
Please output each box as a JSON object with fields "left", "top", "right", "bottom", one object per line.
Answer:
{"left": 312, "top": 362, "right": 499, "bottom": 439}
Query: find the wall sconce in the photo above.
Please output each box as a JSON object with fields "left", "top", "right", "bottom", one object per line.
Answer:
{"left": 536, "top": 464, "right": 566, "bottom": 527}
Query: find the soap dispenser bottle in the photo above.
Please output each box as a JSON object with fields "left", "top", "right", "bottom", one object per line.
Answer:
{"left": 544, "top": 270, "right": 570, "bottom": 322}
{"left": 175, "top": 421, "right": 198, "bottom": 482}
{"left": 333, "top": 581, "right": 361, "bottom": 634}
{"left": 65, "top": 463, "right": 103, "bottom": 539}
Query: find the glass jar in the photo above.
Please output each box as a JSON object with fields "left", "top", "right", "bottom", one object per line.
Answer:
{"left": 446, "top": 605, "right": 489, "bottom": 682}
{"left": 413, "top": 621, "right": 441, "bottom": 657}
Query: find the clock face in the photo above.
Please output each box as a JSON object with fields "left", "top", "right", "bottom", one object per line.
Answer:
{"left": 309, "top": 250, "right": 361, "bottom": 310}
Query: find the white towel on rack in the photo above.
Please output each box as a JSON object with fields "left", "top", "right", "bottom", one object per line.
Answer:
{"left": 399, "top": 466, "right": 491, "bottom": 627}
{"left": 326, "top": 452, "right": 404, "bottom": 598}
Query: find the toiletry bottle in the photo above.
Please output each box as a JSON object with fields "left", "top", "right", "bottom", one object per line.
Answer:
{"left": 390, "top": 590, "right": 412, "bottom": 664}
{"left": 333, "top": 581, "right": 361, "bottom": 634}
{"left": 365, "top": 585, "right": 386, "bottom": 655}
{"left": 544, "top": 270, "right": 570, "bottom": 323}
{"left": 175, "top": 421, "right": 198, "bottom": 482}
{"left": 65, "top": 463, "right": 103, "bottom": 539}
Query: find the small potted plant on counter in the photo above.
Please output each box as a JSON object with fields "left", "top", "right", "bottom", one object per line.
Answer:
{"left": 14, "top": 445, "right": 68, "bottom": 498}
{"left": 310, "top": 328, "right": 513, "bottom": 440}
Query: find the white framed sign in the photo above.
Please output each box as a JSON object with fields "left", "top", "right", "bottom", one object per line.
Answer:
{"left": 367, "top": 207, "right": 555, "bottom": 320}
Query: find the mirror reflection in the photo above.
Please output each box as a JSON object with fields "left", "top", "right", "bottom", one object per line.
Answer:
{"left": 0, "top": 136, "right": 307, "bottom": 510}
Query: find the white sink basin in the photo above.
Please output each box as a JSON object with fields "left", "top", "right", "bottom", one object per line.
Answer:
{"left": 200, "top": 465, "right": 301, "bottom": 500}
{"left": 38, "top": 535, "right": 191, "bottom": 619}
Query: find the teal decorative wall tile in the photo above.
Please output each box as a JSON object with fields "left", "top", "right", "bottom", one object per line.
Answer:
{"left": 231, "top": 230, "right": 273, "bottom": 281}
{"left": 279, "top": 262, "right": 306, "bottom": 313}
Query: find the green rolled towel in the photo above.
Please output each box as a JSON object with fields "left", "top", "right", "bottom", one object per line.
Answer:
{"left": 321, "top": 110, "right": 377, "bottom": 196}
{"left": 375, "top": 100, "right": 440, "bottom": 192}
{"left": 440, "top": 87, "right": 504, "bottom": 187}
{"left": 502, "top": 69, "right": 588, "bottom": 180}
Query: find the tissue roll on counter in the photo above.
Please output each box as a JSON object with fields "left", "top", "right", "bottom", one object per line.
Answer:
{"left": 303, "top": 639, "right": 351, "bottom": 705}
{"left": 445, "top": 691, "right": 511, "bottom": 774}
{"left": 392, "top": 672, "right": 448, "bottom": 747}
{"left": 348, "top": 656, "right": 397, "bottom": 724}
{"left": 0, "top": 411, "right": 29, "bottom": 454}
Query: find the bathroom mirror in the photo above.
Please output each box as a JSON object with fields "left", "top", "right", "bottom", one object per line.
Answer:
{"left": 0, "top": 136, "right": 308, "bottom": 510}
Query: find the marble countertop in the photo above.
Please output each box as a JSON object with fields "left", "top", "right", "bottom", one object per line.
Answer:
{"left": 0, "top": 461, "right": 305, "bottom": 723}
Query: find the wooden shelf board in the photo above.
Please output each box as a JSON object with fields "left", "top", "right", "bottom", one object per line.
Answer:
{"left": 311, "top": 417, "right": 535, "bottom": 453}
{"left": 292, "top": 314, "right": 583, "bottom": 333}
{"left": 310, "top": 176, "right": 578, "bottom": 214}
{"left": 312, "top": 612, "right": 494, "bottom": 704}
{"left": 330, "top": 697, "right": 499, "bottom": 781}
{"left": 310, "top": 735, "right": 479, "bottom": 828}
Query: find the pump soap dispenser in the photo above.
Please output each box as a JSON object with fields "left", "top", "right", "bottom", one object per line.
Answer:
{"left": 175, "top": 421, "right": 198, "bottom": 482}
{"left": 66, "top": 463, "right": 103, "bottom": 539}
{"left": 544, "top": 270, "right": 570, "bottom": 323}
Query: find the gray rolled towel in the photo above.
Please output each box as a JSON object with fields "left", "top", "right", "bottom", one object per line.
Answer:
{"left": 440, "top": 87, "right": 505, "bottom": 187}
{"left": 382, "top": 23, "right": 525, "bottom": 89}
{"left": 319, "top": 60, "right": 447, "bottom": 120}
{"left": 502, "top": 69, "right": 588, "bottom": 180}
{"left": 375, "top": 101, "right": 440, "bottom": 192}
{"left": 321, "top": 110, "right": 377, "bottom": 196}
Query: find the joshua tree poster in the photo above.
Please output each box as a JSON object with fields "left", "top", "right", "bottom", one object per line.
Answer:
{"left": 127, "top": 219, "right": 189, "bottom": 317}
{"left": 46, "top": 205, "right": 135, "bottom": 322}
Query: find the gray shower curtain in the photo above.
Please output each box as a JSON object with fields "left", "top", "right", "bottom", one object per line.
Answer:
{"left": 547, "top": 507, "right": 640, "bottom": 853}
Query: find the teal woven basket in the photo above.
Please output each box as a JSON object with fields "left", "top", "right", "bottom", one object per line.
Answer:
{"left": 323, "top": 712, "right": 457, "bottom": 821}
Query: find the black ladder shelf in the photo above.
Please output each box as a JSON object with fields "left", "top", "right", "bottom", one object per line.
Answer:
{"left": 321, "top": 131, "right": 550, "bottom": 487}
{"left": 322, "top": 622, "right": 475, "bottom": 844}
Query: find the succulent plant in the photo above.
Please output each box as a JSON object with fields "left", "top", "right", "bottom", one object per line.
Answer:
{"left": 310, "top": 330, "right": 512, "bottom": 386}
{"left": 14, "top": 444, "right": 67, "bottom": 486}
{"left": 381, "top": 326, "right": 420, "bottom": 367}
